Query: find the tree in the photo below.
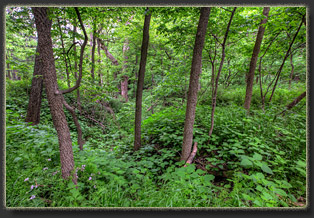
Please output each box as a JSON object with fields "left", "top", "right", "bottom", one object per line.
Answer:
{"left": 208, "top": 7, "right": 236, "bottom": 138}
{"left": 180, "top": 7, "right": 211, "bottom": 162}
{"left": 134, "top": 8, "right": 152, "bottom": 151}
{"left": 258, "top": 32, "right": 279, "bottom": 110}
{"left": 243, "top": 7, "right": 270, "bottom": 112}
{"left": 269, "top": 13, "right": 305, "bottom": 102}
{"left": 25, "top": 45, "right": 43, "bottom": 125}
{"left": 32, "top": 7, "right": 76, "bottom": 182}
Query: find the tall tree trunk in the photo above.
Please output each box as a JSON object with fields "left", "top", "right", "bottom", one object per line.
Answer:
{"left": 134, "top": 8, "right": 151, "bottom": 151}
{"left": 208, "top": 41, "right": 217, "bottom": 100}
{"left": 133, "top": 55, "right": 138, "bottom": 98}
{"left": 181, "top": 7, "right": 211, "bottom": 162}
{"left": 32, "top": 7, "right": 76, "bottom": 182}
{"left": 121, "top": 38, "right": 129, "bottom": 102}
{"left": 269, "top": 14, "right": 305, "bottom": 102}
{"left": 208, "top": 7, "right": 236, "bottom": 138}
{"left": 243, "top": 7, "right": 270, "bottom": 112}
{"left": 25, "top": 45, "right": 43, "bottom": 125}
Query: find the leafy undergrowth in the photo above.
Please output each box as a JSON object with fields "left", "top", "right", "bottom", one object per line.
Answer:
{"left": 6, "top": 105, "right": 306, "bottom": 207}
{"left": 6, "top": 82, "right": 306, "bottom": 207}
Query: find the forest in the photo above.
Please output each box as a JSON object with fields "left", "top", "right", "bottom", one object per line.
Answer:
{"left": 5, "top": 6, "right": 307, "bottom": 208}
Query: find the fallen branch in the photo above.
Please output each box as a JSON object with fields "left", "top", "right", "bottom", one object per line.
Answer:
{"left": 146, "top": 101, "right": 159, "bottom": 112}
{"left": 273, "top": 91, "right": 306, "bottom": 121}
{"left": 79, "top": 110, "right": 106, "bottom": 130}
{"left": 184, "top": 142, "right": 198, "bottom": 167}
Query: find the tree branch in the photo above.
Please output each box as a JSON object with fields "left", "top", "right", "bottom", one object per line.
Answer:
{"left": 58, "top": 7, "right": 88, "bottom": 95}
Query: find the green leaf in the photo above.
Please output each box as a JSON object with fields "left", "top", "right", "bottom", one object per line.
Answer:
{"left": 240, "top": 158, "right": 253, "bottom": 167}
{"left": 196, "top": 169, "right": 205, "bottom": 175}
{"left": 13, "top": 157, "right": 22, "bottom": 162}
{"left": 242, "top": 193, "right": 253, "bottom": 200}
{"left": 253, "top": 199, "right": 262, "bottom": 207}
{"left": 262, "top": 192, "right": 273, "bottom": 201}
{"left": 274, "top": 188, "right": 287, "bottom": 197}
{"left": 203, "top": 174, "right": 215, "bottom": 182}
{"left": 132, "top": 169, "right": 140, "bottom": 174}
{"left": 255, "top": 172, "right": 265, "bottom": 180}
{"left": 256, "top": 185, "right": 264, "bottom": 192}
{"left": 261, "top": 164, "right": 273, "bottom": 175}
{"left": 253, "top": 153, "right": 262, "bottom": 161}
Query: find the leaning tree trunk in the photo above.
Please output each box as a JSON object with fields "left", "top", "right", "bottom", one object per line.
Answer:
{"left": 32, "top": 7, "right": 76, "bottom": 182}
{"left": 269, "top": 14, "right": 305, "bottom": 102}
{"left": 25, "top": 45, "right": 43, "bottom": 125}
{"left": 180, "top": 7, "right": 211, "bottom": 162}
{"left": 208, "top": 7, "right": 236, "bottom": 138}
{"left": 134, "top": 8, "right": 151, "bottom": 151}
{"left": 243, "top": 7, "right": 270, "bottom": 112}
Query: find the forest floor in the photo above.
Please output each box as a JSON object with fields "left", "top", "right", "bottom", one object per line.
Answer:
{"left": 5, "top": 80, "right": 307, "bottom": 208}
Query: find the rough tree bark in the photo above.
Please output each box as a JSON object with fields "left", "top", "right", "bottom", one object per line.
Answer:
{"left": 32, "top": 7, "right": 76, "bottom": 182}
{"left": 208, "top": 7, "right": 236, "bottom": 138}
{"left": 25, "top": 45, "right": 43, "bottom": 125}
{"left": 134, "top": 8, "right": 151, "bottom": 151}
{"left": 180, "top": 7, "right": 211, "bottom": 162}
{"left": 243, "top": 7, "right": 270, "bottom": 112}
